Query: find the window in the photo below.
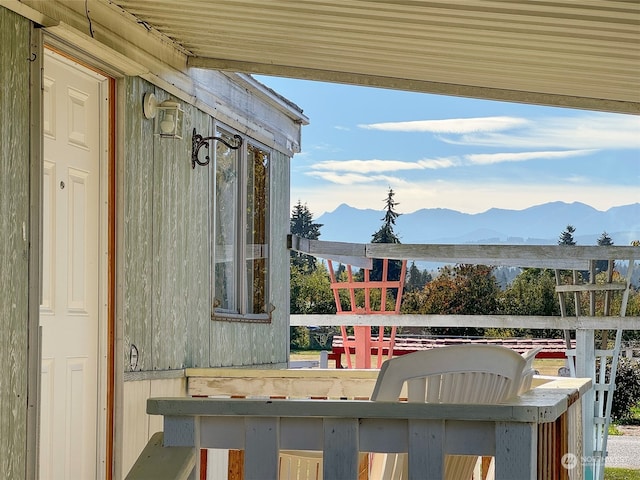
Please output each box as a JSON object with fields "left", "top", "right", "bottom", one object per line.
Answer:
{"left": 213, "top": 127, "right": 271, "bottom": 322}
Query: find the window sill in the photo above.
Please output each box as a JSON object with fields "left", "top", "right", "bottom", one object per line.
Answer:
{"left": 212, "top": 311, "right": 271, "bottom": 324}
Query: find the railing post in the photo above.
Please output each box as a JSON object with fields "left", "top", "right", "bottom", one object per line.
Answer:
{"left": 495, "top": 421, "right": 537, "bottom": 480}
{"left": 244, "top": 417, "right": 279, "bottom": 480}
{"left": 576, "top": 328, "right": 596, "bottom": 479}
{"left": 323, "top": 418, "right": 360, "bottom": 479}
{"left": 320, "top": 350, "right": 329, "bottom": 368}
{"left": 164, "top": 416, "right": 197, "bottom": 447}
{"left": 408, "top": 419, "right": 444, "bottom": 479}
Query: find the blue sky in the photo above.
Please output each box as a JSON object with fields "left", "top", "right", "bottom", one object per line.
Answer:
{"left": 256, "top": 76, "right": 640, "bottom": 217}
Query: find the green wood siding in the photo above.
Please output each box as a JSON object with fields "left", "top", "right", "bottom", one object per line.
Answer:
{"left": 123, "top": 77, "right": 288, "bottom": 371}
{"left": 123, "top": 78, "right": 155, "bottom": 372}
{"left": 0, "top": 7, "right": 31, "bottom": 479}
{"left": 123, "top": 78, "right": 210, "bottom": 371}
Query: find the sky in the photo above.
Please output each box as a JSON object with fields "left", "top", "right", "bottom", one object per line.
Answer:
{"left": 255, "top": 76, "right": 640, "bottom": 217}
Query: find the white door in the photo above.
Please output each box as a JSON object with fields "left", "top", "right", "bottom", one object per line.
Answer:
{"left": 40, "top": 51, "right": 106, "bottom": 480}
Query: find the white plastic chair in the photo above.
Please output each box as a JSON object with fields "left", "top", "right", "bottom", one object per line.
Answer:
{"left": 369, "top": 345, "right": 528, "bottom": 480}
{"left": 279, "top": 451, "right": 323, "bottom": 480}
{"left": 279, "top": 451, "right": 368, "bottom": 480}
{"left": 518, "top": 347, "right": 543, "bottom": 396}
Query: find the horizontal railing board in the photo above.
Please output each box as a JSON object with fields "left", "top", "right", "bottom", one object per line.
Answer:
{"left": 148, "top": 389, "right": 574, "bottom": 423}
{"left": 288, "top": 235, "right": 640, "bottom": 269}
{"left": 185, "top": 369, "right": 573, "bottom": 399}
{"left": 185, "top": 368, "right": 379, "bottom": 379}
{"left": 290, "top": 314, "right": 640, "bottom": 329}
{"left": 186, "top": 368, "right": 379, "bottom": 398}
{"left": 555, "top": 283, "right": 628, "bottom": 292}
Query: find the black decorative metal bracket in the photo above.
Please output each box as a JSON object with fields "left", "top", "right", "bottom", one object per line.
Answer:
{"left": 191, "top": 128, "right": 243, "bottom": 169}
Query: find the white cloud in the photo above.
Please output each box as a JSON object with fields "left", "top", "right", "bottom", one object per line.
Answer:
{"left": 306, "top": 170, "right": 405, "bottom": 186}
{"left": 359, "top": 116, "right": 528, "bottom": 134}
{"left": 465, "top": 149, "right": 596, "bottom": 165}
{"left": 452, "top": 114, "right": 640, "bottom": 150}
{"left": 309, "top": 157, "right": 464, "bottom": 176}
{"left": 357, "top": 113, "right": 639, "bottom": 150}
{"left": 311, "top": 159, "right": 421, "bottom": 173}
{"left": 417, "top": 157, "right": 460, "bottom": 169}
{"left": 307, "top": 149, "right": 592, "bottom": 177}
{"left": 565, "top": 175, "right": 590, "bottom": 184}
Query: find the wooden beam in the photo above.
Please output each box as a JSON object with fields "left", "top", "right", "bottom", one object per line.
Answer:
{"left": 288, "top": 236, "right": 640, "bottom": 269}
{"left": 555, "top": 283, "right": 627, "bottom": 293}
{"left": 288, "top": 235, "right": 372, "bottom": 269}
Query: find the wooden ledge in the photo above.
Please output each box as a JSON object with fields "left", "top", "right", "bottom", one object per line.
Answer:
{"left": 149, "top": 378, "right": 591, "bottom": 424}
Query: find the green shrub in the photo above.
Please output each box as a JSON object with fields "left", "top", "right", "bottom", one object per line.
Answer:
{"left": 611, "top": 358, "right": 640, "bottom": 421}
{"left": 290, "top": 326, "right": 310, "bottom": 350}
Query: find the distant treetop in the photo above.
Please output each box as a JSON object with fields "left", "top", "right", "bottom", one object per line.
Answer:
{"left": 371, "top": 187, "right": 401, "bottom": 244}
{"left": 558, "top": 225, "right": 577, "bottom": 246}
{"left": 290, "top": 200, "right": 323, "bottom": 270}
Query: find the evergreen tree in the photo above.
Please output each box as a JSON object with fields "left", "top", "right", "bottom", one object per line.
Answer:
{"left": 371, "top": 187, "right": 401, "bottom": 244}
{"left": 370, "top": 188, "right": 402, "bottom": 283}
{"left": 405, "top": 261, "right": 431, "bottom": 292}
{"left": 557, "top": 224, "right": 590, "bottom": 280}
{"left": 406, "top": 262, "right": 422, "bottom": 292}
{"left": 596, "top": 231, "right": 614, "bottom": 274}
{"left": 290, "top": 200, "right": 323, "bottom": 271}
{"left": 558, "top": 225, "right": 577, "bottom": 245}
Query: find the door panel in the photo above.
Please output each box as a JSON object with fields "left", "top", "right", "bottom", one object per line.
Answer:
{"left": 40, "top": 51, "right": 105, "bottom": 480}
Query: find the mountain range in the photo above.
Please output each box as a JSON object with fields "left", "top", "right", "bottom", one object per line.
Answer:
{"left": 315, "top": 201, "right": 640, "bottom": 246}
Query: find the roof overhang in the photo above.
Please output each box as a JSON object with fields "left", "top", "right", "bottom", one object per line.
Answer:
{"left": 5, "top": 0, "right": 639, "bottom": 115}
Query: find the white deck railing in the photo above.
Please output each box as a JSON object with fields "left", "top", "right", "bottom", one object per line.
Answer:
{"left": 133, "top": 371, "right": 590, "bottom": 480}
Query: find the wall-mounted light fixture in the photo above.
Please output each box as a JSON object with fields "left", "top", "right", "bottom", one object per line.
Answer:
{"left": 191, "top": 128, "right": 242, "bottom": 169}
{"left": 143, "top": 92, "right": 184, "bottom": 139}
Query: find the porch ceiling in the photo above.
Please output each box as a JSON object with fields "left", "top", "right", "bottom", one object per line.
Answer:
{"left": 112, "top": 0, "right": 640, "bottom": 114}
